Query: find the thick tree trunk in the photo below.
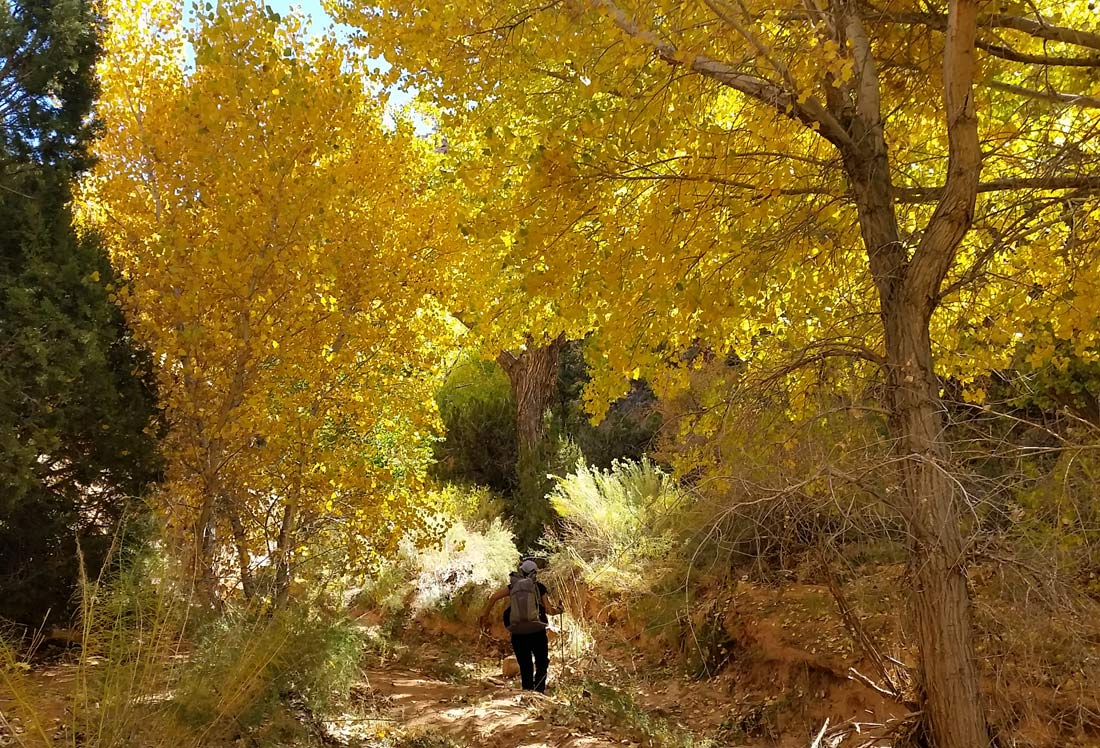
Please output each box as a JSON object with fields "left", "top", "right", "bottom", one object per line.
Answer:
{"left": 497, "top": 334, "right": 566, "bottom": 456}
{"left": 837, "top": 0, "right": 987, "bottom": 742}
{"left": 848, "top": 156, "right": 988, "bottom": 746}
{"left": 883, "top": 307, "right": 987, "bottom": 748}
{"left": 890, "top": 3, "right": 987, "bottom": 743}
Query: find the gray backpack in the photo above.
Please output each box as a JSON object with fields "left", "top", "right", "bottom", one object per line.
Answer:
{"left": 507, "top": 570, "right": 546, "bottom": 634}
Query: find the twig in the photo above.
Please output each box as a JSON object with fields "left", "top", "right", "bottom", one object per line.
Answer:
{"left": 848, "top": 666, "right": 902, "bottom": 700}
{"left": 819, "top": 552, "right": 906, "bottom": 699}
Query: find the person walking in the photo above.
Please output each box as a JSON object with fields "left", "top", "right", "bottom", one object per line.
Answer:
{"left": 479, "top": 558, "right": 561, "bottom": 692}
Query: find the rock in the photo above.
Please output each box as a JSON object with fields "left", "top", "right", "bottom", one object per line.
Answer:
{"left": 502, "top": 656, "right": 521, "bottom": 678}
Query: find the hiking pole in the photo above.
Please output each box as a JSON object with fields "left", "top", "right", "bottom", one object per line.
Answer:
{"left": 559, "top": 610, "right": 565, "bottom": 686}
{"left": 557, "top": 584, "right": 568, "bottom": 686}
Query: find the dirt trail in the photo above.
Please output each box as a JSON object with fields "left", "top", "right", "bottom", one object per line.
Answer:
{"left": 360, "top": 667, "right": 618, "bottom": 748}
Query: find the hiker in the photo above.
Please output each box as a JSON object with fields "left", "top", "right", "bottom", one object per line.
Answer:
{"left": 479, "top": 558, "right": 561, "bottom": 692}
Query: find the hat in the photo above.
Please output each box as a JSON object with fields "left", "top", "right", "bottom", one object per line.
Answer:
{"left": 519, "top": 559, "right": 538, "bottom": 575}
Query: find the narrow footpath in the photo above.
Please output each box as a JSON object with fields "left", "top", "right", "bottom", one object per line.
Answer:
{"left": 356, "top": 667, "right": 620, "bottom": 748}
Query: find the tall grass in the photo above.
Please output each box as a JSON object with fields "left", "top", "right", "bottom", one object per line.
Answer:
{"left": 0, "top": 547, "right": 365, "bottom": 748}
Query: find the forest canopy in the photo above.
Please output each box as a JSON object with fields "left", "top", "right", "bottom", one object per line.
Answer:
{"left": 3, "top": 1, "right": 1100, "bottom": 747}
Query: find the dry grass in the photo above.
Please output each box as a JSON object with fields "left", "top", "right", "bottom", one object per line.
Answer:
{"left": 1, "top": 549, "right": 364, "bottom": 748}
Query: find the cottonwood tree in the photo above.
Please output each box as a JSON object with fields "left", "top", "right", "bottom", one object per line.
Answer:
{"left": 80, "top": 0, "right": 460, "bottom": 603}
{"left": 344, "top": 0, "right": 1100, "bottom": 744}
{"left": 497, "top": 334, "right": 566, "bottom": 460}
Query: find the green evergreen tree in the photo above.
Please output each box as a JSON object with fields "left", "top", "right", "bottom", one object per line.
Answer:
{"left": 0, "top": 0, "right": 160, "bottom": 628}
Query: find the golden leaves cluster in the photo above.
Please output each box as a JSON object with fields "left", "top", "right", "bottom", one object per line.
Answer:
{"left": 79, "top": 0, "right": 463, "bottom": 577}
{"left": 345, "top": 0, "right": 1100, "bottom": 417}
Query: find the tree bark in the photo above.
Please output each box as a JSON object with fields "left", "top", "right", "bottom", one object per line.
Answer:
{"left": 833, "top": 0, "right": 988, "bottom": 743}
{"left": 193, "top": 493, "right": 222, "bottom": 608}
{"left": 497, "top": 334, "right": 566, "bottom": 456}
{"left": 224, "top": 499, "right": 255, "bottom": 600}
{"left": 272, "top": 496, "right": 298, "bottom": 607}
{"left": 846, "top": 150, "right": 987, "bottom": 748}
{"left": 883, "top": 310, "right": 986, "bottom": 748}
{"left": 845, "top": 116, "right": 989, "bottom": 748}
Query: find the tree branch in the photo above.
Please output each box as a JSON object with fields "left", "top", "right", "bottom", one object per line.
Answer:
{"left": 984, "top": 12, "right": 1100, "bottom": 52}
{"left": 904, "top": 0, "right": 981, "bottom": 315}
{"left": 586, "top": 167, "right": 1100, "bottom": 204}
{"left": 938, "top": 192, "right": 1071, "bottom": 300}
{"left": 593, "top": 0, "right": 854, "bottom": 149}
{"left": 844, "top": 3, "right": 884, "bottom": 131}
{"left": 862, "top": 6, "right": 1100, "bottom": 53}
{"left": 895, "top": 175, "right": 1100, "bottom": 202}
{"left": 984, "top": 79, "right": 1100, "bottom": 109}
{"left": 703, "top": 0, "right": 805, "bottom": 100}
{"left": 975, "top": 38, "right": 1100, "bottom": 68}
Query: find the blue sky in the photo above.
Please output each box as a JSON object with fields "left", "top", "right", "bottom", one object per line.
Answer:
{"left": 265, "top": 0, "right": 332, "bottom": 28}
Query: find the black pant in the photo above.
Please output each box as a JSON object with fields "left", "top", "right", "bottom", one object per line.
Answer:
{"left": 511, "top": 630, "right": 549, "bottom": 692}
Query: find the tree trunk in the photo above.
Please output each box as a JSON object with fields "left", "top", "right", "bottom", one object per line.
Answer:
{"left": 273, "top": 497, "right": 298, "bottom": 607}
{"left": 497, "top": 334, "right": 566, "bottom": 456}
{"left": 883, "top": 305, "right": 987, "bottom": 748}
{"left": 848, "top": 155, "right": 989, "bottom": 747}
{"left": 193, "top": 494, "right": 222, "bottom": 608}
{"left": 837, "top": 0, "right": 987, "bottom": 742}
{"left": 224, "top": 499, "right": 255, "bottom": 600}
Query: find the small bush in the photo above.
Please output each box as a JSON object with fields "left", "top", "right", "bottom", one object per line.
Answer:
{"left": 408, "top": 517, "right": 519, "bottom": 614}
{"left": 548, "top": 457, "right": 686, "bottom": 592}
{"left": 2, "top": 549, "right": 366, "bottom": 748}
{"left": 433, "top": 356, "right": 517, "bottom": 494}
{"left": 512, "top": 437, "right": 582, "bottom": 550}
{"left": 173, "top": 605, "right": 364, "bottom": 734}
{"left": 555, "top": 341, "right": 662, "bottom": 469}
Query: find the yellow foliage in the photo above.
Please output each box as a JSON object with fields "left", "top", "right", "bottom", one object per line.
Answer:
{"left": 339, "top": 0, "right": 1100, "bottom": 412}
{"left": 78, "top": 0, "right": 463, "bottom": 590}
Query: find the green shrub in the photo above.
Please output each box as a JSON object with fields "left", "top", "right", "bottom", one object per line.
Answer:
{"left": 511, "top": 437, "right": 582, "bottom": 551}
{"left": 437, "top": 483, "right": 507, "bottom": 530}
{"left": 555, "top": 341, "right": 662, "bottom": 470}
{"left": 2, "top": 550, "right": 365, "bottom": 748}
{"left": 433, "top": 356, "right": 517, "bottom": 493}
